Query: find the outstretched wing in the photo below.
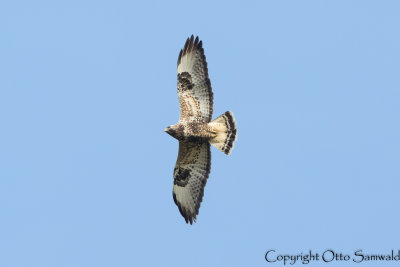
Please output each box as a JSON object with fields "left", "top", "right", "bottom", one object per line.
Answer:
{"left": 177, "top": 35, "right": 213, "bottom": 123}
{"left": 172, "top": 141, "right": 211, "bottom": 224}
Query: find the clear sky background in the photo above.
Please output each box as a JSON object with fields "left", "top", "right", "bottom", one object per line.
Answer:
{"left": 1, "top": 1, "right": 399, "bottom": 266}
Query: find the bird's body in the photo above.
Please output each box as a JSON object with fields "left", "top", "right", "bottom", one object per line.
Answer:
{"left": 165, "top": 35, "right": 237, "bottom": 224}
{"left": 165, "top": 121, "right": 215, "bottom": 143}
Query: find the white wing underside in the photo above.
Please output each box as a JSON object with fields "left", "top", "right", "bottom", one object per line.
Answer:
{"left": 177, "top": 35, "right": 213, "bottom": 122}
{"left": 172, "top": 142, "right": 211, "bottom": 224}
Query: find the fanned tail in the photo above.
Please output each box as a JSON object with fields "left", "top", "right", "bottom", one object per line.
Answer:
{"left": 209, "top": 111, "right": 237, "bottom": 155}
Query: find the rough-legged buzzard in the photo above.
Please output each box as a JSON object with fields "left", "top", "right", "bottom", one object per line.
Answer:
{"left": 165, "top": 35, "right": 237, "bottom": 224}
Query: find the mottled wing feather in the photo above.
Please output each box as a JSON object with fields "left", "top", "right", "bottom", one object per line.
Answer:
{"left": 172, "top": 141, "right": 211, "bottom": 224}
{"left": 177, "top": 35, "right": 213, "bottom": 122}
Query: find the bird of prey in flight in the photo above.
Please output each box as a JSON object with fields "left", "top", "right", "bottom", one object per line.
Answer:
{"left": 165, "top": 35, "right": 237, "bottom": 224}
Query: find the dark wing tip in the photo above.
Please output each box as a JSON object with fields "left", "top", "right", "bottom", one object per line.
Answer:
{"left": 188, "top": 35, "right": 194, "bottom": 54}
{"left": 183, "top": 37, "right": 190, "bottom": 54}
{"left": 178, "top": 35, "right": 203, "bottom": 66}
{"left": 181, "top": 206, "right": 198, "bottom": 225}
{"left": 181, "top": 207, "right": 198, "bottom": 225}
{"left": 185, "top": 212, "right": 196, "bottom": 225}
{"left": 194, "top": 36, "right": 199, "bottom": 48}
{"left": 177, "top": 49, "right": 183, "bottom": 66}
{"left": 173, "top": 191, "right": 198, "bottom": 225}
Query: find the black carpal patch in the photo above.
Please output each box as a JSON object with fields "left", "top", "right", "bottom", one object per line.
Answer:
{"left": 177, "top": 72, "right": 194, "bottom": 92}
{"left": 174, "top": 168, "right": 191, "bottom": 186}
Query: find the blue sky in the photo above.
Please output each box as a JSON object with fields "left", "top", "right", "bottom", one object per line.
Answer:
{"left": 1, "top": 1, "right": 399, "bottom": 266}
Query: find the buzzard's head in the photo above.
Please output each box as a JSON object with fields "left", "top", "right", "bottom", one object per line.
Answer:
{"left": 164, "top": 126, "right": 177, "bottom": 138}
{"left": 164, "top": 125, "right": 183, "bottom": 140}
